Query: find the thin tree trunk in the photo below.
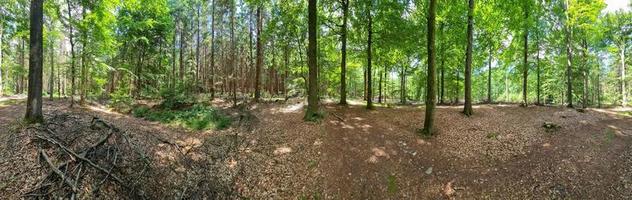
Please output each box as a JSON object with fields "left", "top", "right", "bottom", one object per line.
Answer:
{"left": 564, "top": 1, "right": 574, "bottom": 108}
{"left": 621, "top": 40, "right": 627, "bottom": 106}
{"left": 65, "top": 0, "right": 76, "bottom": 107}
{"left": 582, "top": 39, "right": 588, "bottom": 108}
{"left": 522, "top": 4, "right": 529, "bottom": 107}
{"left": 210, "top": 0, "right": 216, "bottom": 99}
{"left": 0, "top": 24, "right": 3, "bottom": 97}
{"left": 488, "top": 46, "right": 492, "bottom": 103}
{"left": 422, "top": 0, "right": 437, "bottom": 135}
{"left": 231, "top": 0, "right": 237, "bottom": 106}
{"left": 49, "top": 38, "right": 54, "bottom": 100}
{"left": 26, "top": 0, "right": 44, "bottom": 123}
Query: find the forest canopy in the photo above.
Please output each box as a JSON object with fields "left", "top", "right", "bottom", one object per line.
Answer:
{"left": 0, "top": 0, "right": 630, "bottom": 114}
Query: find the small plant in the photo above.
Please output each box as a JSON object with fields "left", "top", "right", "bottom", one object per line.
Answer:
{"left": 486, "top": 132, "right": 499, "bottom": 139}
{"left": 387, "top": 175, "right": 398, "bottom": 194}
{"left": 132, "top": 106, "right": 150, "bottom": 118}
{"left": 132, "top": 103, "right": 231, "bottom": 131}
{"left": 543, "top": 122, "right": 561, "bottom": 133}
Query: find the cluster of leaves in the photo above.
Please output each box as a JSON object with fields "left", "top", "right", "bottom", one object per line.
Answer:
{"left": 133, "top": 104, "right": 231, "bottom": 131}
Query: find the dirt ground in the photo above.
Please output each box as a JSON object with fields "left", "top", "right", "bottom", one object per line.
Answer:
{"left": 1, "top": 98, "right": 631, "bottom": 199}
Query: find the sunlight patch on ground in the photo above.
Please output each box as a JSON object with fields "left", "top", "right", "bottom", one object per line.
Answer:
{"left": 270, "top": 101, "right": 305, "bottom": 114}
{"left": 273, "top": 146, "right": 293, "bottom": 156}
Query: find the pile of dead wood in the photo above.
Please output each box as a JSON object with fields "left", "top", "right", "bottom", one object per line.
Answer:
{"left": 24, "top": 114, "right": 149, "bottom": 199}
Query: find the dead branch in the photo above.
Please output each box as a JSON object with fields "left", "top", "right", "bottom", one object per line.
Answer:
{"left": 331, "top": 112, "right": 345, "bottom": 122}
{"left": 39, "top": 150, "right": 78, "bottom": 193}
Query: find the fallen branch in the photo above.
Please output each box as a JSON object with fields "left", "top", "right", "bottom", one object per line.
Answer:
{"left": 331, "top": 112, "right": 345, "bottom": 122}
{"left": 39, "top": 150, "right": 78, "bottom": 193}
{"left": 35, "top": 134, "right": 128, "bottom": 189}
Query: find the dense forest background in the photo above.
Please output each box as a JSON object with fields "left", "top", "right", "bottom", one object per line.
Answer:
{"left": 0, "top": 0, "right": 630, "bottom": 110}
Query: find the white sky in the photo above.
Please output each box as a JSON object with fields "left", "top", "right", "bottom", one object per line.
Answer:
{"left": 604, "top": 0, "right": 631, "bottom": 13}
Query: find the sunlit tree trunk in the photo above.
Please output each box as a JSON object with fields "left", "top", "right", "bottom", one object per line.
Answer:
{"left": 231, "top": 0, "right": 237, "bottom": 106}
{"left": 65, "top": 0, "right": 76, "bottom": 107}
{"left": 488, "top": 46, "right": 492, "bottom": 103}
{"left": 26, "top": 0, "right": 44, "bottom": 123}
{"left": 422, "top": 0, "right": 437, "bottom": 135}
{"left": 564, "top": 1, "right": 573, "bottom": 108}
{"left": 210, "top": 0, "right": 216, "bottom": 99}
{"left": 621, "top": 40, "right": 627, "bottom": 106}
{"left": 0, "top": 24, "right": 3, "bottom": 97}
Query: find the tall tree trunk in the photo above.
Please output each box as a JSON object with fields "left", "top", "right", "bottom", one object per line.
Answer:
{"left": 26, "top": 0, "right": 44, "bottom": 123}
{"left": 172, "top": 19, "right": 178, "bottom": 88}
{"left": 49, "top": 38, "right": 54, "bottom": 100}
{"left": 0, "top": 24, "right": 3, "bottom": 97}
{"left": 536, "top": 37, "right": 541, "bottom": 105}
{"left": 210, "top": 0, "right": 216, "bottom": 99}
{"left": 463, "top": 0, "right": 474, "bottom": 116}
{"left": 179, "top": 20, "right": 186, "bottom": 81}
{"left": 564, "top": 2, "right": 573, "bottom": 108}
{"left": 366, "top": 1, "right": 374, "bottom": 109}
{"left": 621, "top": 40, "right": 627, "bottom": 106}
{"left": 582, "top": 39, "right": 588, "bottom": 108}
{"left": 195, "top": 3, "right": 201, "bottom": 90}
{"left": 400, "top": 64, "right": 406, "bottom": 104}
{"left": 522, "top": 4, "right": 529, "bottom": 107}
{"left": 231, "top": 0, "right": 237, "bottom": 106}
{"left": 65, "top": 0, "right": 76, "bottom": 107}
{"left": 304, "top": 0, "right": 319, "bottom": 121}
{"left": 422, "top": 0, "right": 437, "bottom": 135}
{"left": 254, "top": 6, "right": 263, "bottom": 102}
{"left": 488, "top": 46, "right": 492, "bottom": 103}
{"left": 378, "top": 68, "right": 383, "bottom": 103}
{"left": 339, "top": 0, "right": 349, "bottom": 105}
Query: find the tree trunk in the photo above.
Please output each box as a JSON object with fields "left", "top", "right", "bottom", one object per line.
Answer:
{"left": 195, "top": 3, "right": 201, "bottom": 90}
{"left": 49, "top": 38, "right": 54, "bottom": 100}
{"left": 26, "top": 0, "right": 44, "bottom": 123}
{"left": 463, "top": 0, "right": 474, "bottom": 116}
{"left": 254, "top": 6, "right": 263, "bottom": 102}
{"left": 304, "top": 0, "right": 319, "bottom": 121}
{"left": 366, "top": 1, "right": 374, "bottom": 110}
{"left": 339, "top": 0, "right": 349, "bottom": 105}
{"left": 422, "top": 0, "right": 437, "bottom": 135}
{"left": 378, "top": 68, "right": 383, "bottom": 103}
{"left": 231, "top": 0, "right": 237, "bottom": 106}
{"left": 0, "top": 24, "right": 3, "bottom": 97}
{"left": 564, "top": 2, "right": 573, "bottom": 108}
{"left": 179, "top": 20, "right": 186, "bottom": 81}
{"left": 536, "top": 36, "right": 541, "bottom": 105}
{"left": 400, "top": 64, "right": 406, "bottom": 104}
{"left": 522, "top": 4, "right": 529, "bottom": 107}
{"left": 65, "top": 0, "right": 76, "bottom": 107}
{"left": 210, "top": 0, "right": 216, "bottom": 99}
{"left": 621, "top": 40, "right": 627, "bottom": 106}
{"left": 582, "top": 39, "right": 588, "bottom": 108}
{"left": 488, "top": 47, "right": 492, "bottom": 103}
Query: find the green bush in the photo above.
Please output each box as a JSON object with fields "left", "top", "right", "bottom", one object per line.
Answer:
{"left": 159, "top": 84, "right": 195, "bottom": 110}
{"left": 110, "top": 89, "right": 134, "bottom": 112}
{"left": 132, "top": 104, "right": 231, "bottom": 131}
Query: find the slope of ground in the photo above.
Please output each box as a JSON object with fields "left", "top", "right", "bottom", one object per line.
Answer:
{"left": 0, "top": 98, "right": 630, "bottom": 199}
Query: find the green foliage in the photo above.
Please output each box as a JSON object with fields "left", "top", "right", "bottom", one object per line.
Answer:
{"left": 159, "top": 84, "right": 195, "bottom": 110}
{"left": 132, "top": 104, "right": 231, "bottom": 131}
{"left": 109, "top": 89, "right": 134, "bottom": 112}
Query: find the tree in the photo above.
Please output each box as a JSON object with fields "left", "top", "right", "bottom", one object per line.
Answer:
{"left": 521, "top": 1, "right": 529, "bottom": 107}
{"left": 422, "top": 0, "right": 437, "bottom": 136}
{"left": 304, "top": 0, "right": 319, "bottom": 121}
{"left": 366, "top": 0, "right": 374, "bottom": 110}
{"left": 26, "top": 0, "right": 44, "bottom": 123}
{"left": 463, "top": 0, "right": 474, "bottom": 116}
{"left": 564, "top": 0, "right": 574, "bottom": 108}
{"left": 339, "top": 0, "right": 349, "bottom": 105}
{"left": 254, "top": 5, "right": 262, "bottom": 102}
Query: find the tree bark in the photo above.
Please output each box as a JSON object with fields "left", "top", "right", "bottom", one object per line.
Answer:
{"left": 254, "top": 6, "right": 263, "bottom": 102}
{"left": 49, "top": 37, "right": 54, "bottom": 100}
{"left": 488, "top": 46, "right": 492, "bottom": 103}
{"left": 339, "top": 0, "right": 349, "bottom": 105}
{"left": 231, "top": 0, "right": 237, "bottom": 106}
{"left": 210, "top": 0, "right": 216, "bottom": 99}
{"left": 304, "top": 0, "right": 320, "bottom": 121}
{"left": 463, "top": 0, "right": 474, "bottom": 116}
{"left": 26, "top": 0, "right": 44, "bottom": 123}
{"left": 366, "top": 1, "right": 374, "bottom": 109}
{"left": 522, "top": 4, "right": 529, "bottom": 107}
{"left": 564, "top": 2, "right": 573, "bottom": 108}
{"left": 422, "top": 0, "right": 437, "bottom": 135}
{"left": 65, "top": 0, "right": 76, "bottom": 107}
{"left": 621, "top": 40, "right": 627, "bottom": 106}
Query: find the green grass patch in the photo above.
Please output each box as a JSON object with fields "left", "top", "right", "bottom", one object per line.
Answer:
{"left": 132, "top": 104, "right": 231, "bottom": 131}
{"left": 387, "top": 175, "right": 398, "bottom": 194}
{"left": 487, "top": 132, "right": 499, "bottom": 139}
{"left": 604, "top": 129, "right": 616, "bottom": 143}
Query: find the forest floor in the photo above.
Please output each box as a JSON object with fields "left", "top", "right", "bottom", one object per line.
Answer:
{"left": 1, "top": 97, "right": 631, "bottom": 199}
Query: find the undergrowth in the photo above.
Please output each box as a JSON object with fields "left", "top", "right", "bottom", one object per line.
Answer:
{"left": 132, "top": 104, "right": 231, "bottom": 131}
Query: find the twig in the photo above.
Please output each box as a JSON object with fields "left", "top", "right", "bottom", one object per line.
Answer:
{"left": 331, "top": 112, "right": 345, "bottom": 122}
{"left": 39, "top": 150, "right": 78, "bottom": 193}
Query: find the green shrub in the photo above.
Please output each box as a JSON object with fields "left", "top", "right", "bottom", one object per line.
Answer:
{"left": 159, "top": 84, "right": 195, "bottom": 110}
{"left": 132, "top": 106, "right": 150, "bottom": 117}
{"left": 110, "top": 89, "right": 134, "bottom": 112}
{"left": 132, "top": 103, "right": 231, "bottom": 131}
